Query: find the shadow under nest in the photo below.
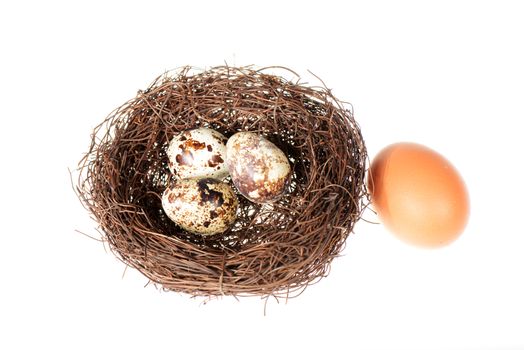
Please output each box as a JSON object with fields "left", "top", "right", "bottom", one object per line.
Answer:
{"left": 76, "top": 66, "right": 368, "bottom": 298}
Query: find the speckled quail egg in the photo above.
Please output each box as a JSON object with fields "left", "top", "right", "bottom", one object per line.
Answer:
{"left": 167, "top": 128, "right": 228, "bottom": 180}
{"left": 161, "top": 177, "right": 238, "bottom": 235}
{"left": 226, "top": 132, "right": 291, "bottom": 203}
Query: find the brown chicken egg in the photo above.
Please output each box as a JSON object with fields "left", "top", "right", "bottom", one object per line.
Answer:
{"left": 226, "top": 132, "right": 291, "bottom": 203}
{"left": 368, "top": 142, "right": 469, "bottom": 248}
{"left": 167, "top": 128, "right": 228, "bottom": 180}
{"left": 161, "top": 177, "right": 238, "bottom": 235}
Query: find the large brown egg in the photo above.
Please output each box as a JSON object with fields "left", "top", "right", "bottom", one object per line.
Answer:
{"left": 161, "top": 177, "right": 238, "bottom": 235}
{"left": 167, "top": 128, "right": 228, "bottom": 180}
{"left": 226, "top": 132, "right": 291, "bottom": 203}
{"left": 368, "top": 143, "right": 469, "bottom": 248}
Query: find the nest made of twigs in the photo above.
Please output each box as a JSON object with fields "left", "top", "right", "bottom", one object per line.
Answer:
{"left": 76, "top": 65, "right": 367, "bottom": 298}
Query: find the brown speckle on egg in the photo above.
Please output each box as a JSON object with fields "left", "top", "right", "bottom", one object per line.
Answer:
{"left": 197, "top": 178, "right": 225, "bottom": 207}
{"left": 162, "top": 177, "right": 238, "bottom": 235}
{"left": 185, "top": 139, "right": 206, "bottom": 150}
{"left": 207, "top": 154, "right": 224, "bottom": 168}
{"left": 175, "top": 150, "right": 194, "bottom": 166}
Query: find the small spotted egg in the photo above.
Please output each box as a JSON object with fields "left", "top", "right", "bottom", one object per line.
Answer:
{"left": 226, "top": 132, "right": 291, "bottom": 203}
{"left": 161, "top": 177, "right": 238, "bottom": 235}
{"left": 167, "top": 128, "right": 228, "bottom": 180}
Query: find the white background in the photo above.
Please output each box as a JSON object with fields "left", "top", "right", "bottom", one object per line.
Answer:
{"left": 1, "top": 1, "right": 523, "bottom": 349}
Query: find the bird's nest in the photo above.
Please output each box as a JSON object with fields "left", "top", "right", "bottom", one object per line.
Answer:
{"left": 75, "top": 65, "right": 368, "bottom": 298}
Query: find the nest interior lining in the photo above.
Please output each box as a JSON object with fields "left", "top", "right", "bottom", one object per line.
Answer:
{"left": 76, "top": 66, "right": 367, "bottom": 297}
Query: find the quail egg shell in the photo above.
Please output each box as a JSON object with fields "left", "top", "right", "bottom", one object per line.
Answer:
{"left": 226, "top": 132, "right": 291, "bottom": 203}
{"left": 167, "top": 127, "right": 228, "bottom": 180}
{"left": 162, "top": 177, "right": 238, "bottom": 235}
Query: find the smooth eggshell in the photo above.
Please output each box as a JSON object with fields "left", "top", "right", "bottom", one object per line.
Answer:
{"left": 368, "top": 142, "right": 469, "bottom": 248}
{"left": 167, "top": 128, "right": 228, "bottom": 180}
{"left": 162, "top": 177, "right": 238, "bottom": 235}
{"left": 226, "top": 132, "right": 291, "bottom": 203}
